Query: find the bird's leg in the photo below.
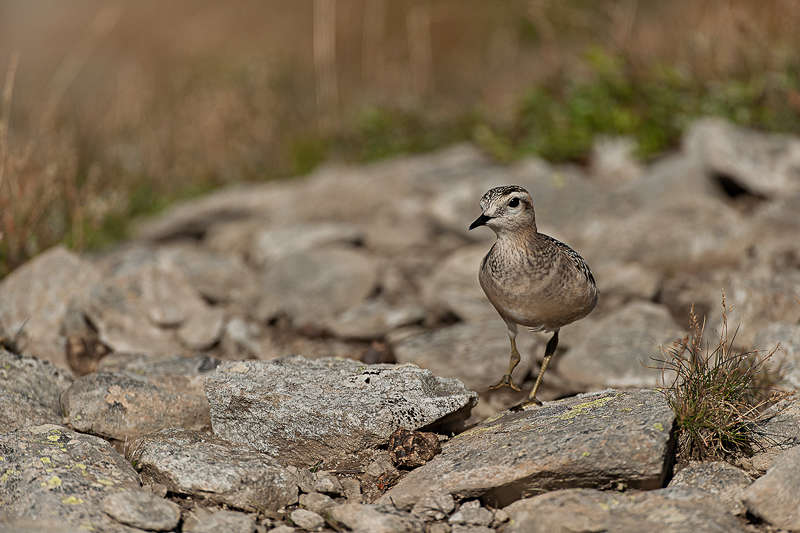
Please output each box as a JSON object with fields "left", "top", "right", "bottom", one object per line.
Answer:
{"left": 514, "top": 330, "right": 559, "bottom": 410}
{"left": 489, "top": 337, "right": 522, "bottom": 392}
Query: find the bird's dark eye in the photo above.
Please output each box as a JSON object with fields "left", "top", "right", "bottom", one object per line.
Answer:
{"left": 508, "top": 197, "right": 520, "bottom": 208}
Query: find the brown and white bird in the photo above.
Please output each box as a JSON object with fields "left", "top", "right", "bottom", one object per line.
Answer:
{"left": 469, "top": 185, "right": 598, "bottom": 409}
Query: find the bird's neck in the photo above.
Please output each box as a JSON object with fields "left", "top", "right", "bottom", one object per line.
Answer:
{"left": 494, "top": 223, "right": 539, "bottom": 250}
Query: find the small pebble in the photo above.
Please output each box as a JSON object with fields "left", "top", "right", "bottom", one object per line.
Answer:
{"left": 313, "top": 472, "right": 343, "bottom": 496}
{"left": 289, "top": 508, "right": 325, "bottom": 531}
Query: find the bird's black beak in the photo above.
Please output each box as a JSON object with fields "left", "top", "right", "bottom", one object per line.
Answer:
{"left": 469, "top": 214, "right": 491, "bottom": 230}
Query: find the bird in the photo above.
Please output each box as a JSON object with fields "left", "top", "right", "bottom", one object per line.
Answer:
{"left": 469, "top": 185, "right": 598, "bottom": 409}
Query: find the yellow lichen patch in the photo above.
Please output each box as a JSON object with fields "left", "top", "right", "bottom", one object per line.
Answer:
{"left": 47, "top": 435, "right": 60, "bottom": 442}
{"left": 653, "top": 422, "right": 665, "bottom": 431}
{"left": 44, "top": 475, "right": 62, "bottom": 488}
{"left": 62, "top": 496, "right": 84, "bottom": 504}
{"left": 556, "top": 395, "right": 620, "bottom": 421}
{"left": 582, "top": 451, "right": 590, "bottom": 457}
{"left": 451, "top": 424, "right": 501, "bottom": 440}
{"left": 97, "top": 479, "right": 115, "bottom": 486}
{"left": 40, "top": 457, "right": 52, "bottom": 465}
{"left": 0, "top": 470, "right": 14, "bottom": 483}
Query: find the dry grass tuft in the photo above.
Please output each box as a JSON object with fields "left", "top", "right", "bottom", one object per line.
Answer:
{"left": 653, "top": 292, "right": 785, "bottom": 463}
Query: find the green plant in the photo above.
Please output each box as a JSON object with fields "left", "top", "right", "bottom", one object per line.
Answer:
{"left": 653, "top": 293, "right": 783, "bottom": 462}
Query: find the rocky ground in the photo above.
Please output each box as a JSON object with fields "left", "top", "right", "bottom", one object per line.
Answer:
{"left": 1, "top": 117, "right": 800, "bottom": 532}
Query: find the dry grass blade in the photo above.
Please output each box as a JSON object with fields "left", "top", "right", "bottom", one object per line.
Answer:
{"left": 650, "top": 291, "right": 784, "bottom": 463}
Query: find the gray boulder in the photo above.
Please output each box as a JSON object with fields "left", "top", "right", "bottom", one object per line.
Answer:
{"left": 0, "top": 350, "right": 73, "bottom": 432}
{"left": 753, "top": 323, "right": 800, "bottom": 391}
{"left": 0, "top": 424, "right": 141, "bottom": 532}
{"left": 102, "top": 490, "right": 181, "bottom": 531}
{"left": 380, "top": 388, "right": 675, "bottom": 509}
{"left": 720, "top": 272, "right": 800, "bottom": 347}
{"left": 421, "top": 245, "right": 499, "bottom": 323}
{"left": 501, "top": 486, "right": 745, "bottom": 533}
{"left": 329, "top": 503, "right": 425, "bottom": 533}
{"left": 559, "top": 301, "right": 684, "bottom": 389}
{"left": 128, "top": 427, "right": 298, "bottom": 512}
{"left": 668, "top": 461, "right": 753, "bottom": 515}
{"left": 256, "top": 247, "right": 379, "bottom": 327}
{"left": 742, "top": 445, "right": 800, "bottom": 530}
{"left": 250, "top": 222, "right": 362, "bottom": 268}
{"left": 63, "top": 371, "right": 210, "bottom": 441}
{"left": 0, "top": 245, "right": 98, "bottom": 368}
{"left": 684, "top": 117, "right": 800, "bottom": 196}
{"left": 205, "top": 357, "right": 477, "bottom": 467}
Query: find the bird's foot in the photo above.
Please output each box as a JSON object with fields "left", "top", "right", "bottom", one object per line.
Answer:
{"left": 489, "top": 374, "right": 521, "bottom": 392}
{"left": 508, "top": 396, "right": 543, "bottom": 412}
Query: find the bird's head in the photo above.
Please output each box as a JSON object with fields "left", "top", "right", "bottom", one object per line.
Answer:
{"left": 469, "top": 185, "right": 536, "bottom": 235}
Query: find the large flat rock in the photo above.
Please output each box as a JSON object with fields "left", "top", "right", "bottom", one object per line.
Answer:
{"left": 380, "top": 388, "right": 675, "bottom": 509}
{"left": 204, "top": 356, "right": 477, "bottom": 467}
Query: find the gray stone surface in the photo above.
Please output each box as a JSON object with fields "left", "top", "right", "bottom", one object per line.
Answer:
{"left": 501, "top": 487, "right": 746, "bottom": 533}
{"left": 668, "top": 461, "right": 753, "bottom": 515}
{"left": 742, "top": 445, "right": 800, "bottom": 530}
{"left": 719, "top": 272, "right": 800, "bottom": 346}
{"left": 0, "top": 245, "right": 98, "bottom": 368}
{"left": 205, "top": 357, "right": 477, "bottom": 467}
{"left": 753, "top": 322, "right": 800, "bottom": 390}
{"left": 753, "top": 392, "right": 800, "bottom": 451}
{"left": 177, "top": 306, "right": 227, "bottom": 350}
{"left": 329, "top": 503, "right": 425, "bottom": 533}
{"left": 0, "top": 350, "right": 74, "bottom": 432}
{"left": 684, "top": 116, "right": 800, "bottom": 196}
{"left": 575, "top": 195, "right": 753, "bottom": 274}
{"left": 448, "top": 503, "right": 493, "bottom": 526}
{"left": 97, "top": 244, "right": 261, "bottom": 312}
{"left": 96, "top": 352, "right": 221, "bottom": 397}
{"left": 321, "top": 299, "right": 425, "bottom": 341}
{"left": 559, "top": 301, "right": 684, "bottom": 389}
{"left": 64, "top": 263, "right": 187, "bottom": 355}
{"left": 422, "top": 245, "right": 499, "bottom": 322}
{"left": 411, "top": 488, "right": 455, "bottom": 521}
{"left": 256, "top": 247, "right": 379, "bottom": 326}
{"left": 299, "top": 492, "right": 337, "bottom": 516}
{"left": 127, "top": 427, "right": 298, "bottom": 512}
{"left": 288, "top": 508, "right": 324, "bottom": 531}
{"left": 0, "top": 424, "right": 141, "bottom": 532}
{"left": 250, "top": 223, "right": 362, "bottom": 267}
{"left": 102, "top": 490, "right": 181, "bottom": 531}
{"left": 380, "top": 389, "right": 675, "bottom": 509}
{"left": 187, "top": 510, "right": 256, "bottom": 533}
{"left": 393, "top": 321, "right": 539, "bottom": 392}
{"left": 64, "top": 372, "right": 210, "bottom": 441}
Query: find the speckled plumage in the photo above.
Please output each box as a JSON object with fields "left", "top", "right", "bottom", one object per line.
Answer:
{"left": 469, "top": 185, "right": 598, "bottom": 409}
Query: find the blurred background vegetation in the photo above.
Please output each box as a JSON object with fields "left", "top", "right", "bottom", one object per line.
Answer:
{"left": 0, "top": 0, "right": 799, "bottom": 277}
